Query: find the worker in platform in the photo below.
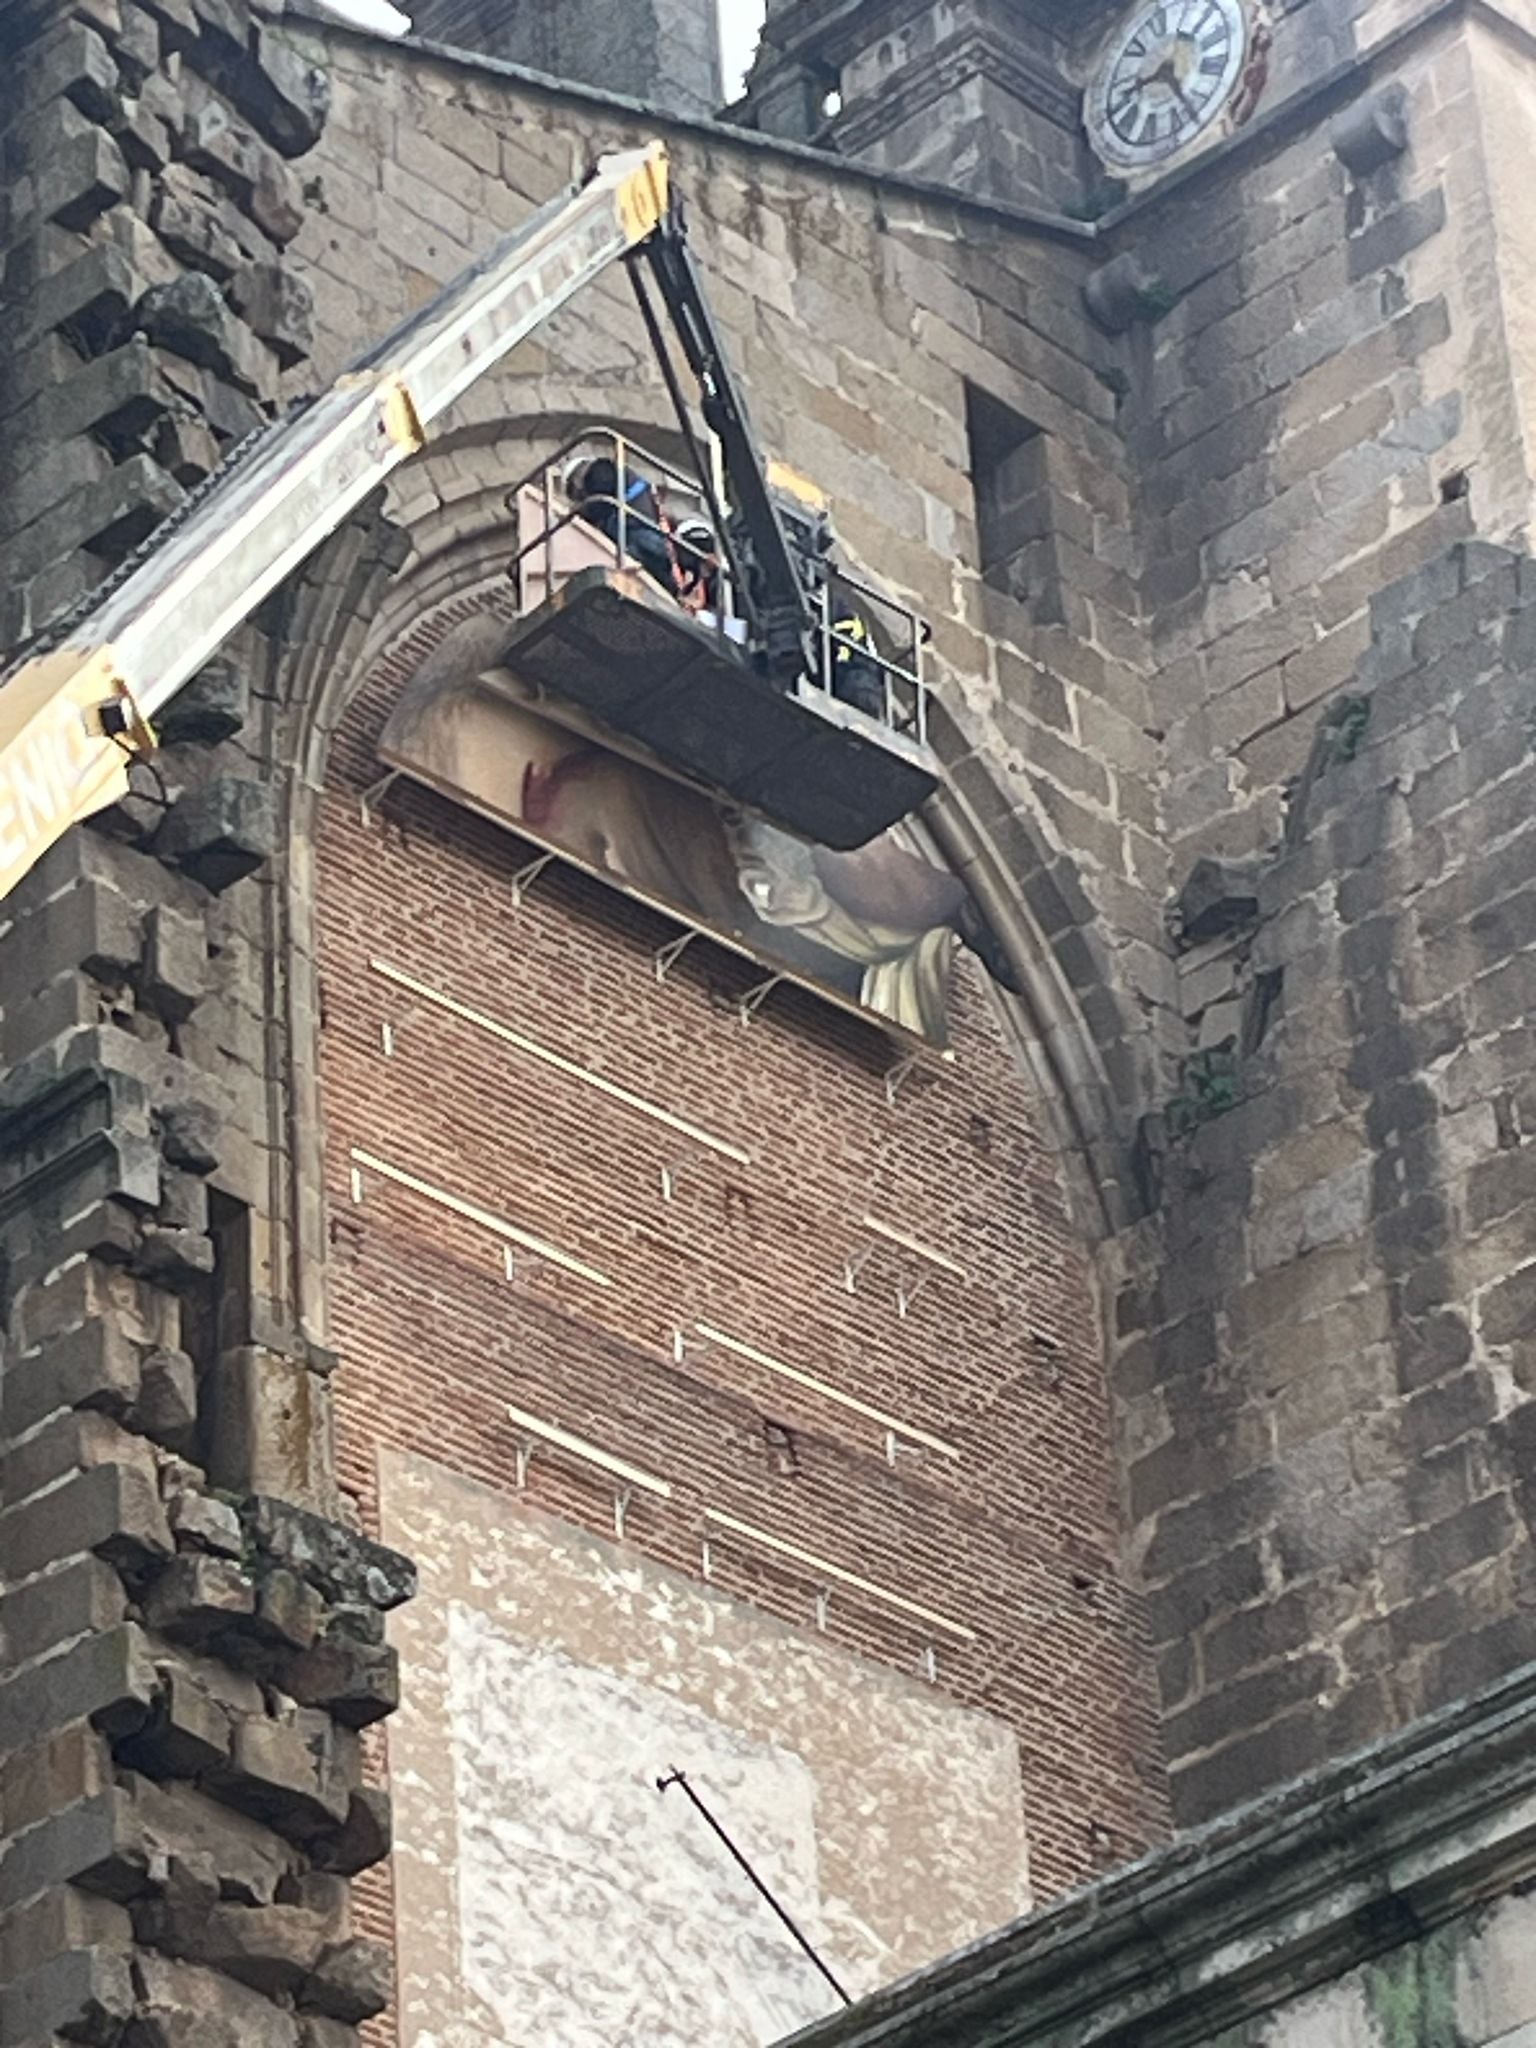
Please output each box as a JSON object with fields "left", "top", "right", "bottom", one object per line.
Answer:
{"left": 572, "top": 455, "right": 683, "bottom": 597}
{"left": 825, "top": 608, "right": 886, "bottom": 719}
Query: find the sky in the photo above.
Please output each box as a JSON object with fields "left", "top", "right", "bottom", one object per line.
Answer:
{"left": 719, "top": 0, "right": 767, "bottom": 98}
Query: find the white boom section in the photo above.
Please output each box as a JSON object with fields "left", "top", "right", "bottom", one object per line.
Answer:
{"left": 0, "top": 142, "right": 670, "bottom": 906}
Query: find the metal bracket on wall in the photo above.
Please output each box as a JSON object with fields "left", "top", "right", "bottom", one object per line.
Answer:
{"left": 654, "top": 928, "right": 698, "bottom": 981}
{"left": 378, "top": 1005, "right": 422, "bottom": 1058}
{"left": 672, "top": 1324, "right": 709, "bottom": 1364}
{"left": 738, "top": 973, "right": 784, "bottom": 1025}
{"left": 884, "top": 1054, "right": 920, "bottom": 1106}
{"left": 358, "top": 769, "right": 400, "bottom": 827}
{"left": 510, "top": 849, "right": 556, "bottom": 908}
{"left": 677, "top": 1318, "right": 962, "bottom": 1463}
{"left": 842, "top": 1243, "right": 876, "bottom": 1294}
{"left": 814, "top": 1586, "right": 831, "bottom": 1633}
{"left": 851, "top": 1215, "right": 970, "bottom": 1321}
{"left": 895, "top": 1272, "right": 930, "bottom": 1321}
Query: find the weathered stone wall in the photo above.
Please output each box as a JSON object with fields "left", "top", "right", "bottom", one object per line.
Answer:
{"left": 1113, "top": 538, "right": 1536, "bottom": 1823}
{"left": 0, "top": 4, "right": 409, "bottom": 2044}
{"left": 1123, "top": 4, "right": 1528, "bottom": 880}
{"left": 0, "top": 0, "right": 323, "bottom": 649}
{"left": 406, "top": 0, "right": 725, "bottom": 120}
{"left": 1066, "top": 0, "right": 1536, "bottom": 1826}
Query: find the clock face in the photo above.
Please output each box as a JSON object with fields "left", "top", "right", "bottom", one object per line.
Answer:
{"left": 1087, "top": 0, "right": 1249, "bottom": 170}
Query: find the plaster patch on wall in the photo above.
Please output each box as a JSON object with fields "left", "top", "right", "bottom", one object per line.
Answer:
{"left": 448, "top": 1607, "right": 837, "bottom": 2046}
{"left": 380, "top": 1447, "right": 1030, "bottom": 2048}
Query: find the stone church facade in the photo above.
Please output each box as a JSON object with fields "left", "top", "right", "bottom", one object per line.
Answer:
{"left": 3, "top": 0, "right": 1536, "bottom": 2044}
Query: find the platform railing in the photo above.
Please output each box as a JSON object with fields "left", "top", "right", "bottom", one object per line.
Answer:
{"left": 505, "top": 427, "right": 931, "bottom": 751}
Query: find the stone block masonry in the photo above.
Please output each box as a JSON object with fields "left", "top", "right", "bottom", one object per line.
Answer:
{"left": 0, "top": 6, "right": 416, "bottom": 2046}
{"left": 1116, "top": 538, "right": 1536, "bottom": 1825}
{"left": 0, "top": 0, "right": 321, "bottom": 649}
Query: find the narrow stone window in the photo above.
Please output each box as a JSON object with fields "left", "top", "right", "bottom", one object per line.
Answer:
{"left": 965, "top": 383, "right": 1062, "bottom": 622}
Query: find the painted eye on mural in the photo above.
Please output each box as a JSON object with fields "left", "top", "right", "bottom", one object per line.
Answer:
{"left": 1086, "top": 0, "right": 1250, "bottom": 170}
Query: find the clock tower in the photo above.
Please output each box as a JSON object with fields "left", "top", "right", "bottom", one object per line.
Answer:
{"left": 738, "top": 0, "right": 1115, "bottom": 210}
{"left": 737, "top": 0, "right": 1298, "bottom": 210}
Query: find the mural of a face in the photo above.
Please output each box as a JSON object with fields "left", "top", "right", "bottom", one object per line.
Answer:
{"left": 379, "top": 633, "right": 979, "bottom": 1045}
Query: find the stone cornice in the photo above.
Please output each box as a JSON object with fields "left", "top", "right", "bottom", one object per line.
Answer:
{"left": 830, "top": 25, "right": 1081, "bottom": 155}
{"left": 781, "top": 1656, "right": 1536, "bottom": 2048}
{"left": 283, "top": 3, "right": 1099, "bottom": 246}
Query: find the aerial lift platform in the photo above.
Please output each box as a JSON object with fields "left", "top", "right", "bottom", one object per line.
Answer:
{"left": 0, "top": 142, "right": 940, "bottom": 902}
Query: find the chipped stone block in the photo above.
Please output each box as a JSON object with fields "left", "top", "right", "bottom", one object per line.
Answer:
{"left": 300, "top": 1936, "right": 391, "bottom": 2023}
{"left": 0, "top": 1460, "right": 173, "bottom": 1586}
{"left": 132, "top": 1950, "right": 302, "bottom": 2048}
{"left": 181, "top": 92, "right": 275, "bottom": 200}
{"left": 118, "top": 1667, "right": 232, "bottom": 1777}
{"left": 142, "top": 1897, "right": 334, "bottom": 1993}
{"left": 256, "top": 1567, "right": 327, "bottom": 1650}
{"left": 310, "top": 1785, "right": 390, "bottom": 1876}
{"left": 135, "top": 1345, "right": 199, "bottom": 1452}
{"left": 107, "top": 0, "right": 163, "bottom": 86}
{"left": 222, "top": 26, "right": 330, "bottom": 156}
{"left": 114, "top": 67, "right": 184, "bottom": 170}
{"left": 152, "top": 161, "right": 253, "bottom": 280}
{"left": 156, "top": 656, "right": 249, "bottom": 742}
{"left": 32, "top": 105, "right": 130, "bottom": 231}
{"left": 281, "top": 1637, "right": 399, "bottom": 1728}
{"left": 168, "top": 1488, "right": 244, "bottom": 1555}
{"left": 1, "top": 1321, "right": 144, "bottom": 1437}
{"left": 16, "top": 18, "right": 122, "bottom": 126}
{"left": 0, "top": 1943, "right": 135, "bottom": 2046}
{"left": 136, "top": 1221, "right": 218, "bottom": 1288}
{"left": 158, "top": 1162, "right": 211, "bottom": 1234}
{"left": 1175, "top": 856, "right": 1263, "bottom": 944}
{"left": 250, "top": 152, "right": 306, "bottom": 243}
{"left": 157, "top": 1094, "right": 222, "bottom": 1172}
{"left": 129, "top": 1775, "right": 289, "bottom": 1905}
{"left": 221, "top": 1708, "right": 350, "bottom": 1836}
{"left": 134, "top": 270, "right": 236, "bottom": 369}
{"left": 141, "top": 1553, "right": 257, "bottom": 1640}
{"left": 229, "top": 258, "right": 314, "bottom": 366}
{"left": 325, "top": 1601, "right": 385, "bottom": 1647}
{"left": 140, "top": 902, "right": 208, "bottom": 1021}
{"left": 156, "top": 775, "right": 277, "bottom": 890}
{"left": 244, "top": 1495, "right": 416, "bottom": 1611}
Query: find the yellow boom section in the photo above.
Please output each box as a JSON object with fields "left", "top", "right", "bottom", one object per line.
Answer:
{"left": 0, "top": 142, "right": 669, "bottom": 907}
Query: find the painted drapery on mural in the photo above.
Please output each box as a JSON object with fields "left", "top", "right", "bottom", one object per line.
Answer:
{"left": 379, "top": 630, "right": 968, "bottom": 1045}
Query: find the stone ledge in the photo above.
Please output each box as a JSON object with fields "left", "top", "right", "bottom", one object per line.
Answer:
{"left": 782, "top": 1656, "right": 1536, "bottom": 2048}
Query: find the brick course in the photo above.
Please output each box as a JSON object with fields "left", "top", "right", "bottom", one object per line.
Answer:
{"left": 316, "top": 612, "right": 1172, "bottom": 1937}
